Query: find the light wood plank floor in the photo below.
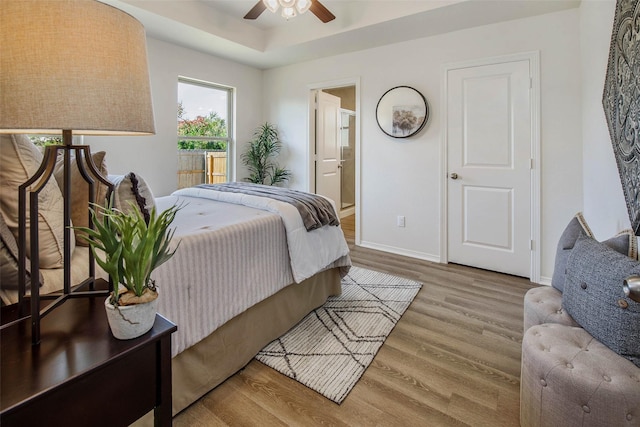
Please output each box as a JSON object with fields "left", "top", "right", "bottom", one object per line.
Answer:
{"left": 174, "top": 215, "right": 536, "bottom": 426}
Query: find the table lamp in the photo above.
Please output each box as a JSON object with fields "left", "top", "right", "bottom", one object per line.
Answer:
{"left": 624, "top": 276, "right": 640, "bottom": 303}
{"left": 0, "top": 0, "right": 155, "bottom": 344}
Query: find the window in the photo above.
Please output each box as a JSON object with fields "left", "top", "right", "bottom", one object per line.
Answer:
{"left": 177, "top": 78, "right": 233, "bottom": 189}
{"left": 29, "top": 135, "right": 63, "bottom": 146}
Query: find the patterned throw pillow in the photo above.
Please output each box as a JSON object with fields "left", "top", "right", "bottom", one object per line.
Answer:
{"left": 562, "top": 235, "right": 640, "bottom": 367}
{"left": 108, "top": 173, "right": 155, "bottom": 222}
{"left": 551, "top": 213, "right": 594, "bottom": 292}
{"left": 602, "top": 229, "right": 638, "bottom": 260}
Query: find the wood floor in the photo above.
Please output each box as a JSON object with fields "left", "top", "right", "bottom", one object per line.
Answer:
{"left": 174, "top": 215, "right": 536, "bottom": 426}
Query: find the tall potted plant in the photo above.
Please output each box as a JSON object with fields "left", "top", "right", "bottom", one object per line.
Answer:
{"left": 241, "top": 122, "right": 291, "bottom": 185}
{"left": 75, "top": 200, "right": 181, "bottom": 339}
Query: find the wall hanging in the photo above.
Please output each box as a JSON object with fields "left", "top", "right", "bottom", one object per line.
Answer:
{"left": 376, "top": 86, "right": 428, "bottom": 138}
{"left": 602, "top": 0, "right": 640, "bottom": 234}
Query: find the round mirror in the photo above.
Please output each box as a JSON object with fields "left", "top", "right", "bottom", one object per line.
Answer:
{"left": 375, "top": 86, "right": 428, "bottom": 138}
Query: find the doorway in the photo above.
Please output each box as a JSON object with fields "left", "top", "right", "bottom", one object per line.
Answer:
{"left": 309, "top": 80, "right": 360, "bottom": 242}
{"left": 442, "top": 52, "right": 540, "bottom": 281}
{"left": 308, "top": 77, "right": 361, "bottom": 245}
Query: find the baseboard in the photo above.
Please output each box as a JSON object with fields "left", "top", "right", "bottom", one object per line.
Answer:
{"left": 359, "top": 241, "right": 440, "bottom": 263}
{"left": 537, "top": 276, "right": 552, "bottom": 286}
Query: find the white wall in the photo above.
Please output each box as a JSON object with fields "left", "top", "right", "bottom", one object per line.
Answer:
{"left": 580, "top": 0, "right": 629, "bottom": 238}
{"left": 85, "top": 37, "right": 263, "bottom": 197}
{"left": 78, "top": 4, "right": 627, "bottom": 283}
{"left": 263, "top": 9, "right": 584, "bottom": 281}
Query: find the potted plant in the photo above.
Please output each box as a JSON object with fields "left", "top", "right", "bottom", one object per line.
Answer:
{"left": 75, "top": 199, "right": 181, "bottom": 339}
{"left": 241, "top": 122, "right": 291, "bottom": 185}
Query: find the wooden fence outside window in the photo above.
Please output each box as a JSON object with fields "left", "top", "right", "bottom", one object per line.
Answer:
{"left": 177, "top": 150, "right": 227, "bottom": 189}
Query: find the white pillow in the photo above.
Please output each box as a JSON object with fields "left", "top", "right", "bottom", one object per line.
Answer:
{"left": 0, "top": 134, "right": 74, "bottom": 268}
{"left": 0, "top": 211, "right": 42, "bottom": 290}
{"left": 108, "top": 172, "right": 156, "bottom": 220}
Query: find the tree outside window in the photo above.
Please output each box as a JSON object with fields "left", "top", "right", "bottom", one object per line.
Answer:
{"left": 177, "top": 103, "right": 227, "bottom": 150}
{"left": 29, "top": 135, "right": 63, "bottom": 147}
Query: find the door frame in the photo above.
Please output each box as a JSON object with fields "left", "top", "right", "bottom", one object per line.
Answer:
{"left": 308, "top": 77, "right": 361, "bottom": 245}
{"left": 440, "top": 51, "right": 541, "bottom": 282}
{"left": 339, "top": 108, "right": 356, "bottom": 218}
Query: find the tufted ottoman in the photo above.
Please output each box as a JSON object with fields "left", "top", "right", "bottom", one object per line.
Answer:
{"left": 520, "top": 323, "right": 640, "bottom": 427}
{"left": 523, "top": 286, "right": 579, "bottom": 331}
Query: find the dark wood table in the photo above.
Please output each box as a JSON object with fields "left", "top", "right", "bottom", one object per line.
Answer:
{"left": 0, "top": 293, "right": 177, "bottom": 427}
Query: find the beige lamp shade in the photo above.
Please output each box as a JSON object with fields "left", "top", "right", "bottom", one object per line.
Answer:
{"left": 0, "top": 0, "right": 155, "bottom": 135}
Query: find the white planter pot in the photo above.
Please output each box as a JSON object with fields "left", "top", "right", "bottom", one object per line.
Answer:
{"left": 104, "top": 296, "right": 159, "bottom": 340}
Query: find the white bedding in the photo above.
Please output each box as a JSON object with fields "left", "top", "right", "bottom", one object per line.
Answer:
{"left": 1, "top": 190, "right": 351, "bottom": 359}
{"left": 154, "top": 193, "right": 350, "bottom": 356}
{"left": 172, "top": 187, "right": 350, "bottom": 283}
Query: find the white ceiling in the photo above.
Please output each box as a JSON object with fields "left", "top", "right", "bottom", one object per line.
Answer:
{"left": 102, "top": 0, "right": 581, "bottom": 70}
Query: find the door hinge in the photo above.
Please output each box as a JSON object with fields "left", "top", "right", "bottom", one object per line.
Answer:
{"left": 529, "top": 239, "right": 534, "bottom": 250}
{"left": 529, "top": 158, "right": 534, "bottom": 169}
{"left": 529, "top": 78, "right": 533, "bottom": 89}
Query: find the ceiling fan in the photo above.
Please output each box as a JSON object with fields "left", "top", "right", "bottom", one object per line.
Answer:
{"left": 244, "top": 0, "right": 335, "bottom": 23}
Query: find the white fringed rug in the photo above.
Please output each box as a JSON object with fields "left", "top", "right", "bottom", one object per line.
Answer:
{"left": 255, "top": 266, "right": 422, "bottom": 404}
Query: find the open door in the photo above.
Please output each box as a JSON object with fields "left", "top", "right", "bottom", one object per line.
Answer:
{"left": 314, "top": 90, "right": 341, "bottom": 206}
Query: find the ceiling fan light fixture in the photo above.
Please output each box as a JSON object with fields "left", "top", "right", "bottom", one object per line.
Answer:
{"left": 295, "top": 0, "right": 311, "bottom": 14}
{"left": 259, "top": 0, "right": 317, "bottom": 20}
{"left": 263, "top": 0, "right": 279, "bottom": 13}
{"left": 281, "top": 6, "right": 296, "bottom": 19}
{"left": 279, "top": 0, "right": 297, "bottom": 8}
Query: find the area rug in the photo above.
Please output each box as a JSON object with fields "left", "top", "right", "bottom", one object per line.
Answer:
{"left": 255, "top": 266, "right": 422, "bottom": 404}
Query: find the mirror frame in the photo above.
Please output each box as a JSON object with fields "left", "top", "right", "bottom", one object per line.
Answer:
{"left": 375, "top": 86, "right": 429, "bottom": 138}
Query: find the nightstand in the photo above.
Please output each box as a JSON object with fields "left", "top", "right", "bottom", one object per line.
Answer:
{"left": 1, "top": 290, "right": 177, "bottom": 427}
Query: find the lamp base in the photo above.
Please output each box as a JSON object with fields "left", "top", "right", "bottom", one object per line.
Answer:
{"left": 12, "top": 130, "right": 114, "bottom": 345}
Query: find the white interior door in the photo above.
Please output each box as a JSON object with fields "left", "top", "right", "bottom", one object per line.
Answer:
{"left": 315, "top": 91, "right": 341, "bottom": 206}
{"left": 447, "top": 59, "right": 532, "bottom": 277}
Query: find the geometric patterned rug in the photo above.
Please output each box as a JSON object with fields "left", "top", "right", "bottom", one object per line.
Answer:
{"left": 255, "top": 266, "right": 422, "bottom": 404}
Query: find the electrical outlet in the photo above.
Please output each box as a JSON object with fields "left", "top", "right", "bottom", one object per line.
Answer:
{"left": 397, "top": 215, "right": 405, "bottom": 227}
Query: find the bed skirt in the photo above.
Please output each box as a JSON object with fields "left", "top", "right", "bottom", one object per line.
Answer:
{"left": 135, "top": 267, "right": 342, "bottom": 425}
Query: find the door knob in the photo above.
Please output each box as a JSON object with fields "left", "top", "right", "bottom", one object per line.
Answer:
{"left": 450, "top": 172, "right": 458, "bottom": 180}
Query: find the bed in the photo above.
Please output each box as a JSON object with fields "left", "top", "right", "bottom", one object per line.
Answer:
{"left": 0, "top": 175, "right": 351, "bottom": 418}
{"left": 152, "top": 184, "right": 351, "bottom": 415}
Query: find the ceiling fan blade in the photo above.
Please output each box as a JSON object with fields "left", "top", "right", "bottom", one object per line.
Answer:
{"left": 310, "top": 0, "right": 335, "bottom": 23}
{"left": 244, "top": 1, "right": 266, "bottom": 20}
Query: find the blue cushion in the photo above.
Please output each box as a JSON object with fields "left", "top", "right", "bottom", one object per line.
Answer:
{"left": 552, "top": 213, "right": 593, "bottom": 292}
{"left": 562, "top": 236, "right": 640, "bottom": 367}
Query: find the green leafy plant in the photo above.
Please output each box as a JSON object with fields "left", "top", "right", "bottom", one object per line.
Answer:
{"left": 177, "top": 104, "right": 228, "bottom": 150}
{"left": 75, "top": 199, "right": 181, "bottom": 306}
{"left": 241, "top": 122, "right": 291, "bottom": 185}
{"left": 29, "top": 135, "right": 63, "bottom": 147}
